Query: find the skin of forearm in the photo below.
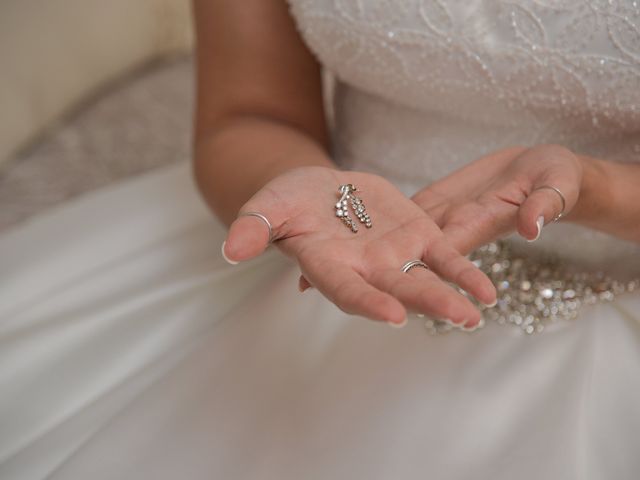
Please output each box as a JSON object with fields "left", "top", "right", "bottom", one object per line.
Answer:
{"left": 568, "top": 154, "right": 640, "bottom": 243}
{"left": 193, "top": 114, "right": 337, "bottom": 225}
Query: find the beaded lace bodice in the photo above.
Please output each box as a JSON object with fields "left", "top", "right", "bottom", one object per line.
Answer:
{"left": 288, "top": 0, "right": 640, "bottom": 269}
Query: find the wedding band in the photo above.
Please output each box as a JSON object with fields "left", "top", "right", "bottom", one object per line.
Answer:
{"left": 239, "top": 212, "right": 274, "bottom": 243}
{"left": 401, "top": 260, "right": 430, "bottom": 273}
{"left": 534, "top": 185, "right": 566, "bottom": 222}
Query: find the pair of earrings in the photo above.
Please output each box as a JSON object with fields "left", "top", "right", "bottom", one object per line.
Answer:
{"left": 334, "top": 184, "right": 372, "bottom": 233}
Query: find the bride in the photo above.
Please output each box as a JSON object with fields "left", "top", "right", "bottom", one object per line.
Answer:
{"left": 2, "top": 1, "right": 639, "bottom": 478}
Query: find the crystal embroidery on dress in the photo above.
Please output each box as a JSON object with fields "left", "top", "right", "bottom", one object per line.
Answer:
{"left": 286, "top": 0, "right": 640, "bottom": 332}
{"left": 289, "top": 1, "right": 640, "bottom": 126}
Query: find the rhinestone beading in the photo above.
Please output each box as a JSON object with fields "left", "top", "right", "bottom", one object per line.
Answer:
{"left": 424, "top": 240, "right": 639, "bottom": 335}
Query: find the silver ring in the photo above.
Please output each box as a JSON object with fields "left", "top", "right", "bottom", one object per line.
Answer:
{"left": 401, "top": 259, "right": 429, "bottom": 273}
{"left": 533, "top": 185, "right": 566, "bottom": 222}
{"left": 239, "top": 212, "right": 274, "bottom": 243}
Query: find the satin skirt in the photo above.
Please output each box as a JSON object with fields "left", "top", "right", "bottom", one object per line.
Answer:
{"left": 1, "top": 162, "right": 639, "bottom": 480}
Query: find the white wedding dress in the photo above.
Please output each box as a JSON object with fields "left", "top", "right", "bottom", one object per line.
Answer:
{"left": 2, "top": 1, "right": 640, "bottom": 479}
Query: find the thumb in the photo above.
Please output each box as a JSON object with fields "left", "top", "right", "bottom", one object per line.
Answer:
{"left": 517, "top": 183, "right": 574, "bottom": 242}
{"left": 222, "top": 214, "right": 272, "bottom": 264}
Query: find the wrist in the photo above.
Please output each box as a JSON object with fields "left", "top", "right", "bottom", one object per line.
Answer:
{"left": 256, "top": 153, "right": 338, "bottom": 189}
{"left": 565, "top": 154, "right": 610, "bottom": 226}
{"left": 194, "top": 117, "right": 338, "bottom": 224}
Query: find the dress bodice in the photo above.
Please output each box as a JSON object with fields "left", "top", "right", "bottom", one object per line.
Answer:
{"left": 287, "top": 0, "right": 640, "bottom": 269}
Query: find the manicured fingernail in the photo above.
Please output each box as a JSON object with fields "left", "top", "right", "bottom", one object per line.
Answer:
{"left": 484, "top": 299, "right": 498, "bottom": 308}
{"left": 221, "top": 241, "right": 239, "bottom": 265}
{"left": 389, "top": 317, "right": 408, "bottom": 329}
{"left": 527, "top": 215, "right": 545, "bottom": 242}
{"left": 464, "top": 318, "right": 485, "bottom": 332}
{"left": 444, "top": 318, "right": 463, "bottom": 327}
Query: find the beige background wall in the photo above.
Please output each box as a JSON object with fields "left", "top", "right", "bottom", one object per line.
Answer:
{"left": 0, "top": 0, "right": 194, "bottom": 166}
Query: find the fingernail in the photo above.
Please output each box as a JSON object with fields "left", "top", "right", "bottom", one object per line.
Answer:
{"left": 483, "top": 299, "right": 498, "bottom": 308}
{"left": 444, "top": 318, "right": 463, "bottom": 327}
{"left": 464, "top": 318, "right": 486, "bottom": 332}
{"left": 389, "top": 317, "right": 408, "bottom": 329}
{"left": 527, "top": 215, "right": 545, "bottom": 242}
{"left": 221, "top": 241, "right": 239, "bottom": 265}
{"left": 461, "top": 317, "right": 478, "bottom": 329}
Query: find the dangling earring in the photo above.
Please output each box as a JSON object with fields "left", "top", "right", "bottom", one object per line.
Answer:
{"left": 335, "top": 184, "right": 372, "bottom": 233}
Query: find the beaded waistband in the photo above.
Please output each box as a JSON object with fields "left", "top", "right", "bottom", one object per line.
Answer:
{"left": 424, "top": 240, "right": 639, "bottom": 335}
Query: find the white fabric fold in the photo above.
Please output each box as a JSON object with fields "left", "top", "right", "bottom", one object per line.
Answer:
{"left": 1, "top": 162, "right": 639, "bottom": 479}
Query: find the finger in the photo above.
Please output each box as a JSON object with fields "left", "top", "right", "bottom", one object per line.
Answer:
{"left": 424, "top": 238, "right": 497, "bottom": 307}
{"left": 223, "top": 215, "right": 272, "bottom": 263}
{"left": 303, "top": 260, "right": 406, "bottom": 325}
{"left": 412, "top": 147, "right": 524, "bottom": 213}
{"left": 423, "top": 203, "right": 450, "bottom": 229}
{"left": 298, "top": 274, "right": 313, "bottom": 292}
{"left": 411, "top": 189, "right": 450, "bottom": 225}
{"left": 442, "top": 221, "right": 509, "bottom": 256}
{"left": 517, "top": 183, "right": 576, "bottom": 241}
{"left": 367, "top": 266, "right": 482, "bottom": 327}
{"left": 439, "top": 202, "right": 517, "bottom": 255}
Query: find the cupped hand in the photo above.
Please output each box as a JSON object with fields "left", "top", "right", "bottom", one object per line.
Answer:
{"left": 412, "top": 144, "right": 584, "bottom": 255}
{"left": 222, "top": 166, "right": 497, "bottom": 327}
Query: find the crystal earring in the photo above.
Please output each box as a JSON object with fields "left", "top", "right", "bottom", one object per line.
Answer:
{"left": 335, "top": 184, "right": 372, "bottom": 233}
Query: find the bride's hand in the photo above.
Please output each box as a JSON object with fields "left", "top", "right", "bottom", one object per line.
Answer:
{"left": 222, "top": 166, "right": 497, "bottom": 327}
{"left": 412, "top": 144, "right": 583, "bottom": 255}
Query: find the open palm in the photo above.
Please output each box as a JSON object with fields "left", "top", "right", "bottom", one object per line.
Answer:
{"left": 223, "top": 166, "right": 497, "bottom": 327}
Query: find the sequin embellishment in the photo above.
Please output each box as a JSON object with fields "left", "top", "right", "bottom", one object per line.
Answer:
{"left": 424, "top": 240, "right": 639, "bottom": 335}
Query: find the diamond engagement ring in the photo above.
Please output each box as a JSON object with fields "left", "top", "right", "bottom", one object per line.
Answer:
{"left": 533, "top": 185, "right": 566, "bottom": 222}
{"left": 239, "top": 212, "right": 274, "bottom": 243}
{"left": 401, "top": 260, "right": 429, "bottom": 273}
{"left": 335, "top": 184, "right": 372, "bottom": 233}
